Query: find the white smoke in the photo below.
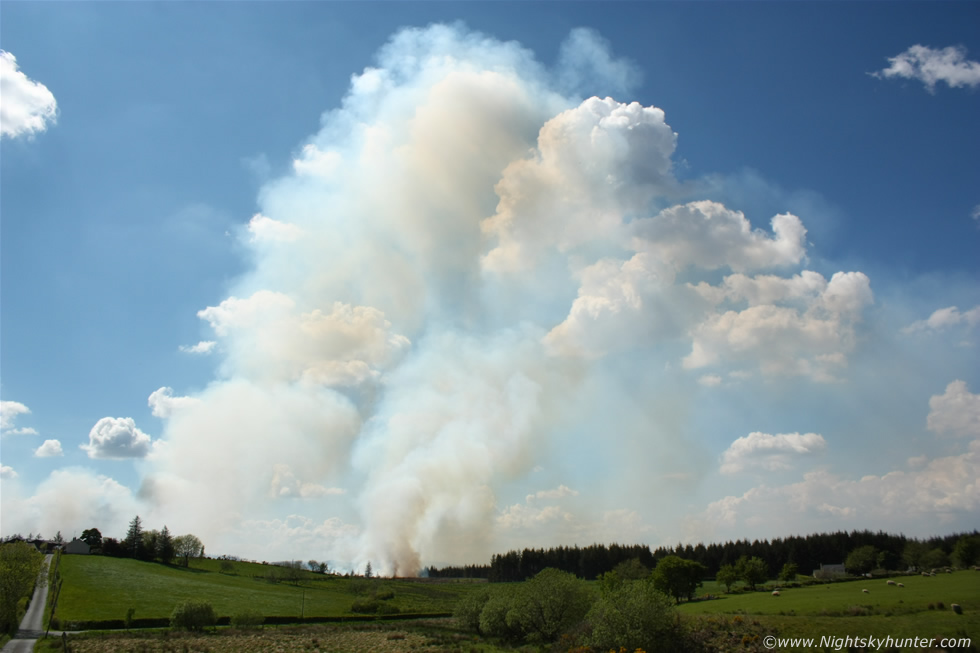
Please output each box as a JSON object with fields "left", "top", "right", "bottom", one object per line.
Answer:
{"left": 123, "top": 24, "right": 876, "bottom": 574}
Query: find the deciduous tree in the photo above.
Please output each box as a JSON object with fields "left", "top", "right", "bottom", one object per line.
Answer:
{"left": 952, "top": 535, "right": 980, "bottom": 568}
{"left": 80, "top": 528, "right": 102, "bottom": 550}
{"left": 651, "top": 555, "right": 706, "bottom": 603}
{"left": 778, "top": 562, "right": 798, "bottom": 582}
{"left": 735, "top": 556, "right": 768, "bottom": 590}
{"left": 0, "top": 542, "right": 43, "bottom": 635}
{"left": 845, "top": 545, "right": 877, "bottom": 575}
{"left": 173, "top": 534, "right": 203, "bottom": 567}
{"left": 716, "top": 564, "right": 738, "bottom": 592}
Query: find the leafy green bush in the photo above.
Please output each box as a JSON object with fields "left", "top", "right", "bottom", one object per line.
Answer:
{"left": 230, "top": 609, "right": 264, "bottom": 629}
{"left": 376, "top": 602, "right": 400, "bottom": 615}
{"left": 585, "top": 579, "right": 685, "bottom": 652}
{"left": 374, "top": 589, "right": 395, "bottom": 600}
{"left": 169, "top": 600, "right": 216, "bottom": 631}
{"left": 351, "top": 599, "right": 380, "bottom": 614}
{"left": 453, "top": 586, "right": 490, "bottom": 632}
{"left": 478, "top": 590, "right": 522, "bottom": 641}
{"left": 507, "top": 568, "right": 593, "bottom": 643}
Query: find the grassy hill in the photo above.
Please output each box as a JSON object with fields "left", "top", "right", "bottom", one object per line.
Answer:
{"left": 54, "top": 555, "right": 482, "bottom": 627}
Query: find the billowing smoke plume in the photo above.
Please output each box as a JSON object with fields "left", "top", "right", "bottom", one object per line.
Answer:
{"left": 133, "top": 24, "right": 873, "bottom": 575}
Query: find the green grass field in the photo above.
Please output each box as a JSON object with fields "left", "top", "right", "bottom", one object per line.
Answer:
{"left": 54, "top": 556, "right": 482, "bottom": 626}
{"left": 51, "top": 557, "right": 979, "bottom": 651}
{"left": 678, "top": 572, "right": 979, "bottom": 649}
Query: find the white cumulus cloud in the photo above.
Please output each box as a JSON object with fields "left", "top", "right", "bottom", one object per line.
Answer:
{"left": 1, "top": 400, "right": 32, "bottom": 432}
{"left": 903, "top": 305, "right": 980, "bottom": 334}
{"left": 720, "top": 432, "right": 827, "bottom": 474}
{"left": 1, "top": 465, "right": 17, "bottom": 479}
{"left": 81, "top": 417, "right": 153, "bottom": 459}
{"left": 874, "top": 44, "right": 980, "bottom": 92}
{"left": 927, "top": 380, "right": 980, "bottom": 438}
{"left": 148, "top": 387, "right": 201, "bottom": 419}
{"left": 632, "top": 201, "right": 807, "bottom": 273}
{"left": 0, "top": 50, "right": 58, "bottom": 138}
{"left": 34, "top": 439, "right": 63, "bottom": 457}
{"left": 178, "top": 340, "right": 216, "bottom": 355}
{"left": 684, "top": 271, "right": 872, "bottom": 381}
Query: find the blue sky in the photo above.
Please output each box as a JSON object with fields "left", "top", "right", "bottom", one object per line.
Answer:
{"left": 2, "top": 2, "right": 978, "bottom": 573}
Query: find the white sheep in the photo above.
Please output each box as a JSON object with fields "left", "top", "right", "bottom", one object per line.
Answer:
{"left": 886, "top": 580, "right": 896, "bottom": 585}
{"left": 862, "top": 589, "right": 869, "bottom": 593}
{"left": 772, "top": 590, "right": 780, "bottom": 596}
{"left": 897, "top": 583, "right": 904, "bottom": 587}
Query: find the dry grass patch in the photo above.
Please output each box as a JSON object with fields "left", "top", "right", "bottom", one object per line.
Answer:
{"left": 45, "top": 622, "right": 486, "bottom": 653}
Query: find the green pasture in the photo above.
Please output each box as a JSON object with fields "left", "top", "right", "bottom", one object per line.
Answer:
{"left": 679, "top": 572, "right": 978, "bottom": 617}
{"left": 54, "top": 556, "right": 481, "bottom": 625}
{"left": 678, "top": 572, "right": 979, "bottom": 648}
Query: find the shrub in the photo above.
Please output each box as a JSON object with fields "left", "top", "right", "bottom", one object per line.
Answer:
{"left": 478, "top": 591, "right": 522, "bottom": 641}
{"left": 507, "top": 568, "right": 593, "bottom": 643}
{"left": 374, "top": 589, "right": 395, "bottom": 601}
{"left": 16, "top": 596, "right": 29, "bottom": 624}
{"left": 453, "top": 587, "right": 490, "bottom": 632}
{"left": 351, "top": 599, "right": 380, "bottom": 614}
{"left": 230, "top": 609, "right": 264, "bottom": 629}
{"left": 585, "top": 579, "right": 685, "bottom": 652}
{"left": 169, "top": 600, "right": 216, "bottom": 631}
{"left": 376, "top": 603, "right": 400, "bottom": 615}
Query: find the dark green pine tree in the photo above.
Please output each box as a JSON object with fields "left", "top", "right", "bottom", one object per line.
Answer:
{"left": 158, "top": 526, "right": 175, "bottom": 565}
{"left": 124, "top": 515, "right": 143, "bottom": 559}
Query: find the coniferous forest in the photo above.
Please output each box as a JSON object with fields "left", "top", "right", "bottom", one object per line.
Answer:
{"left": 425, "top": 529, "right": 979, "bottom": 581}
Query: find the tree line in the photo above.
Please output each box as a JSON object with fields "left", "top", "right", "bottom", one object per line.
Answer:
{"left": 78, "top": 516, "right": 204, "bottom": 567}
{"left": 427, "top": 529, "right": 980, "bottom": 582}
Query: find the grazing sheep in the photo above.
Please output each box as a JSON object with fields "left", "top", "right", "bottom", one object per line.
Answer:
{"left": 952, "top": 603, "right": 963, "bottom": 615}
{"left": 862, "top": 589, "right": 870, "bottom": 593}
{"left": 922, "top": 572, "right": 929, "bottom": 576}
{"left": 772, "top": 590, "right": 780, "bottom": 596}
{"left": 897, "top": 583, "right": 904, "bottom": 587}
{"left": 886, "top": 580, "right": 896, "bottom": 585}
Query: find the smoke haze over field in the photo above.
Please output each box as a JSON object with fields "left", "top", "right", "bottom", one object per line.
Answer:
{"left": 2, "top": 14, "right": 978, "bottom": 572}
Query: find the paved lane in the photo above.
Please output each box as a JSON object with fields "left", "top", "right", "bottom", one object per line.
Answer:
{"left": 2, "top": 553, "right": 52, "bottom": 653}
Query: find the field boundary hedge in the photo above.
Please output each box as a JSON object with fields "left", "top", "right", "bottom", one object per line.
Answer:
{"left": 51, "top": 612, "right": 452, "bottom": 631}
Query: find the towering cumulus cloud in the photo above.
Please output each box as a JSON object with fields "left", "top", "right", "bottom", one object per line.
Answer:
{"left": 140, "top": 24, "right": 873, "bottom": 574}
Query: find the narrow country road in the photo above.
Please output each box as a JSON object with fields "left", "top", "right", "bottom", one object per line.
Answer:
{"left": 2, "top": 553, "right": 52, "bottom": 653}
